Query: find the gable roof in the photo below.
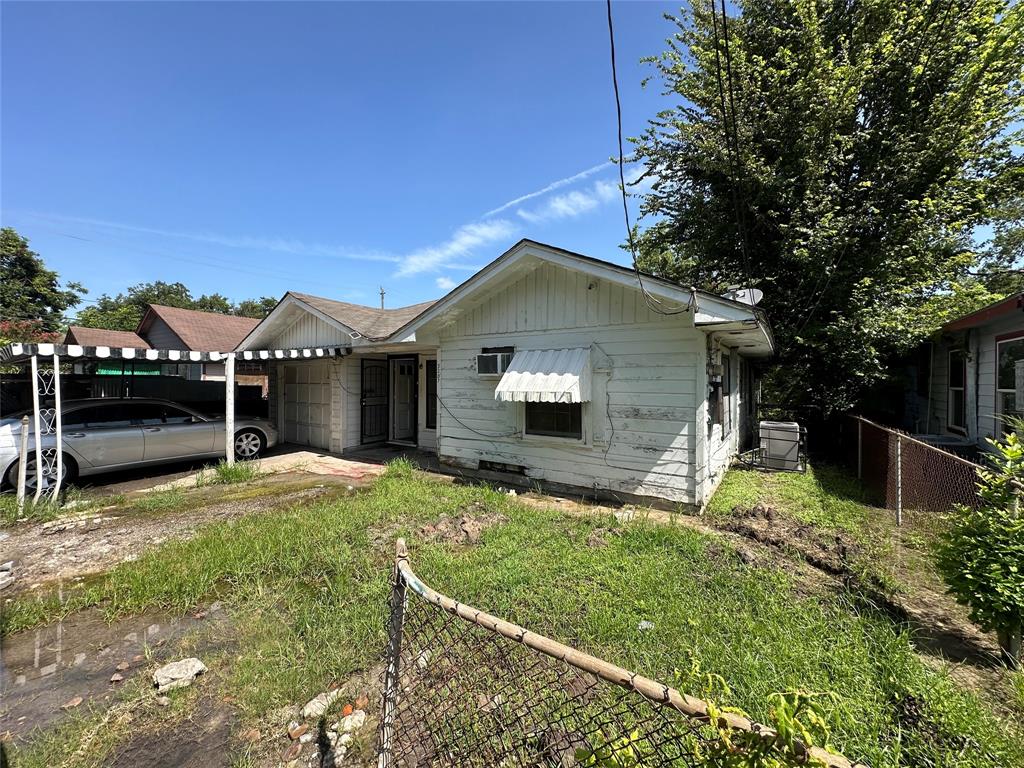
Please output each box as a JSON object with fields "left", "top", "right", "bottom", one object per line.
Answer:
{"left": 64, "top": 326, "right": 150, "bottom": 349}
{"left": 138, "top": 304, "right": 261, "bottom": 352}
{"left": 942, "top": 293, "right": 1024, "bottom": 332}
{"left": 288, "top": 293, "right": 437, "bottom": 339}
{"left": 390, "top": 238, "right": 775, "bottom": 355}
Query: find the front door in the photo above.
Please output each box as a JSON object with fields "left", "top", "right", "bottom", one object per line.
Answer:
{"left": 361, "top": 358, "right": 388, "bottom": 443}
{"left": 390, "top": 357, "right": 417, "bottom": 443}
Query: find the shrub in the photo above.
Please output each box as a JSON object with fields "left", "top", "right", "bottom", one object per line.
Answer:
{"left": 937, "top": 428, "right": 1024, "bottom": 667}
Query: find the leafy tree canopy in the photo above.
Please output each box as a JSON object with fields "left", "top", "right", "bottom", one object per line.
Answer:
{"left": 632, "top": 0, "right": 1024, "bottom": 412}
{"left": 75, "top": 282, "right": 279, "bottom": 331}
{"left": 0, "top": 228, "right": 85, "bottom": 333}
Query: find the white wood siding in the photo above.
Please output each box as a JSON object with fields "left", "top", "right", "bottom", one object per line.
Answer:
{"left": 446, "top": 261, "right": 677, "bottom": 336}
{"left": 275, "top": 313, "right": 351, "bottom": 349}
{"left": 702, "top": 341, "right": 740, "bottom": 500}
{"left": 435, "top": 264, "right": 706, "bottom": 505}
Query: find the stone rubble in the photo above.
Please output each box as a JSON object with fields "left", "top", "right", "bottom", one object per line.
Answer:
{"left": 301, "top": 688, "right": 343, "bottom": 720}
{"left": 39, "top": 514, "right": 119, "bottom": 535}
{"left": 152, "top": 657, "right": 207, "bottom": 693}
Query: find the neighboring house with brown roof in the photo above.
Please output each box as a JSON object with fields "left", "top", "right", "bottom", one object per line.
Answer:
{"left": 237, "top": 239, "right": 774, "bottom": 508}
{"left": 65, "top": 305, "right": 263, "bottom": 383}
{"left": 65, "top": 326, "right": 150, "bottom": 350}
{"left": 136, "top": 304, "right": 262, "bottom": 382}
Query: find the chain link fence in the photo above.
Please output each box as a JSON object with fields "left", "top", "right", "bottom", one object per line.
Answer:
{"left": 843, "top": 416, "right": 984, "bottom": 521}
{"left": 377, "top": 540, "right": 856, "bottom": 768}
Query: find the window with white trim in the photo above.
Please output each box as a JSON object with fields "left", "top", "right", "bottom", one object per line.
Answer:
{"left": 996, "top": 333, "right": 1024, "bottom": 432}
{"left": 524, "top": 401, "right": 583, "bottom": 439}
{"left": 948, "top": 350, "right": 966, "bottom": 433}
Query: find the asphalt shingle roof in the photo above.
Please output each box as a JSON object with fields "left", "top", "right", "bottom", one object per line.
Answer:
{"left": 143, "top": 305, "right": 262, "bottom": 352}
{"left": 64, "top": 326, "right": 151, "bottom": 349}
{"left": 289, "top": 293, "right": 437, "bottom": 340}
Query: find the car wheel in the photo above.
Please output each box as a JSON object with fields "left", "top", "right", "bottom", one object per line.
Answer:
{"left": 5, "top": 453, "right": 77, "bottom": 492}
{"left": 234, "top": 429, "right": 265, "bottom": 461}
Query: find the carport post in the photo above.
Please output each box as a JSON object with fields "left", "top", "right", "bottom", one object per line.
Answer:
{"left": 30, "top": 354, "right": 43, "bottom": 503}
{"left": 225, "top": 352, "right": 235, "bottom": 466}
{"left": 52, "top": 353, "right": 64, "bottom": 497}
{"left": 16, "top": 415, "right": 29, "bottom": 513}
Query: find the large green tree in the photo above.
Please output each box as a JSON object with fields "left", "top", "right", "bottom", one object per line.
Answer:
{"left": 75, "top": 282, "right": 278, "bottom": 331}
{"left": 0, "top": 228, "right": 85, "bottom": 333}
{"left": 632, "top": 0, "right": 1024, "bottom": 411}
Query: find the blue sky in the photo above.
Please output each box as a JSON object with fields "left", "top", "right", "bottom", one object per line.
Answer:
{"left": 1, "top": 1, "right": 679, "bottom": 312}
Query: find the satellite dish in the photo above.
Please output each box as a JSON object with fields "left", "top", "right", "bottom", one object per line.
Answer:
{"left": 724, "top": 287, "right": 763, "bottom": 306}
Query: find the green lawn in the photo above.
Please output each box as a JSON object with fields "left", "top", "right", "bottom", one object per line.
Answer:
{"left": 6, "top": 461, "right": 1023, "bottom": 767}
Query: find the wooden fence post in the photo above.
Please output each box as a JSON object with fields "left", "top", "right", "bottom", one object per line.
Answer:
{"left": 895, "top": 435, "right": 903, "bottom": 526}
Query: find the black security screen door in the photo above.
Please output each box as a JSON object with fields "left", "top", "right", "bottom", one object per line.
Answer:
{"left": 361, "top": 359, "right": 388, "bottom": 443}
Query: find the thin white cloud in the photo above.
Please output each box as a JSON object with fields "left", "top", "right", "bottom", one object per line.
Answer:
{"left": 435, "top": 276, "right": 457, "bottom": 291}
{"left": 396, "top": 219, "right": 517, "bottom": 276}
{"left": 483, "top": 162, "right": 610, "bottom": 218}
{"left": 11, "top": 210, "right": 400, "bottom": 263}
{"left": 516, "top": 178, "right": 619, "bottom": 224}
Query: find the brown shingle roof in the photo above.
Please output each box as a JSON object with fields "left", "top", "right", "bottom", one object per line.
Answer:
{"left": 289, "top": 293, "right": 437, "bottom": 339}
{"left": 64, "top": 326, "right": 151, "bottom": 349}
{"left": 141, "top": 305, "right": 262, "bottom": 351}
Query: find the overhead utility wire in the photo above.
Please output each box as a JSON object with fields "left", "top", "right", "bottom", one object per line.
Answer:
{"left": 605, "top": 0, "right": 692, "bottom": 316}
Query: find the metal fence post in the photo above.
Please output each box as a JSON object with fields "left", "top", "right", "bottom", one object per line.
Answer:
{"left": 16, "top": 415, "right": 29, "bottom": 514}
{"left": 895, "top": 435, "right": 903, "bottom": 526}
{"left": 378, "top": 539, "right": 409, "bottom": 768}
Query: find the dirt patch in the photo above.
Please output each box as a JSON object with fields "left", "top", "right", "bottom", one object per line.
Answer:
{"left": 585, "top": 527, "right": 622, "bottom": 548}
{"left": 718, "top": 502, "right": 861, "bottom": 579}
{"left": 0, "top": 476, "right": 347, "bottom": 595}
{"left": 417, "top": 502, "right": 507, "bottom": 546}
{"left": 0, "top": 603, "right": 232, "bottom": 742}
{"left": 106, "top": 694, "right": 238, "bottom": 768}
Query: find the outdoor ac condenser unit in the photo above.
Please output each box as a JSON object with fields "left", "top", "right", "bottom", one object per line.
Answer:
{"left": 759, "top": 421, "right": 801, "bottom": 471}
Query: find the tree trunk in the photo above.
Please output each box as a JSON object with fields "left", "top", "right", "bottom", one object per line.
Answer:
{"left": 997, "top": 624, "right": 1022, "bottom": 668}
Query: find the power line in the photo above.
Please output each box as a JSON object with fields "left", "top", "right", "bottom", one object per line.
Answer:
{"left": 605, "top": 0, "right": 691, "bottom": 316}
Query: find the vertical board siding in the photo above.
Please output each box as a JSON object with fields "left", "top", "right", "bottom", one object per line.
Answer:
{"left": 447, "top": 262, "right": 667, "bottom": 338}
{"left": 276, "top": 313, "right": 351, "bottom": 349}
{"left": 436, "top": 263, "right": 708, "bottom": 505}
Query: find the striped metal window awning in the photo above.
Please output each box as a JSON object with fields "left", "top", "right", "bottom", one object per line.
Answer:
{"left": 494, "top": 347, "right": 592, "bottom": 404}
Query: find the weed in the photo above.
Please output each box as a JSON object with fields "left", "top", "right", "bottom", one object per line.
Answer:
{"left": 195, "top": 460, "right": 263, "bottom": 487}
{"left": 130, "top": 487, "right": 187, "bottom": 513}
{"left": 0, "top": 492, "right": 62, "bottom": 525}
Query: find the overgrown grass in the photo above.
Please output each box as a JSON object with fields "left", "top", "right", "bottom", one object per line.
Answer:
{"left": 707, "top": 464, "right": 874, "bottom": 532}
{"left": 0, "top": 491, "right": 60, "bottom": 525}
{"left": 6, "top": 460, "right": 1023, "bottom": 767}
{"left": 129, "top": 487, "right": 188, "bottom": 513}
{"left": 194, "top": 459, "right": 263, "bottom": 487}
{"left": 0, "top": 485, "right": 117, "bottom": 526}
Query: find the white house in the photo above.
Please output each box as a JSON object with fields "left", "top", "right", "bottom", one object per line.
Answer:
{"left": 236, "top": 240, "right": 774, "bottom": 508}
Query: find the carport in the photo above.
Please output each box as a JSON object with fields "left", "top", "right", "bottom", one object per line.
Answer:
{"left": 0, "top": 341, "right": 350, "bottom": 506}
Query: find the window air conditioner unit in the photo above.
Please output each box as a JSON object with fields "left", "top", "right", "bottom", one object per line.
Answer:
{"left": 477, "top": 351, "right": 513, "bottom": 377}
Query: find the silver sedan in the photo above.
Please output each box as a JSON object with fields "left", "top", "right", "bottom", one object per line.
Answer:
{"left": 1, "top": 398, "right": 278, "bottom": 489}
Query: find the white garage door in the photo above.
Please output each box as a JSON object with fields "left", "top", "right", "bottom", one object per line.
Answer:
{"left": 282, "top": 362, "right": 332, "bottom": 450}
